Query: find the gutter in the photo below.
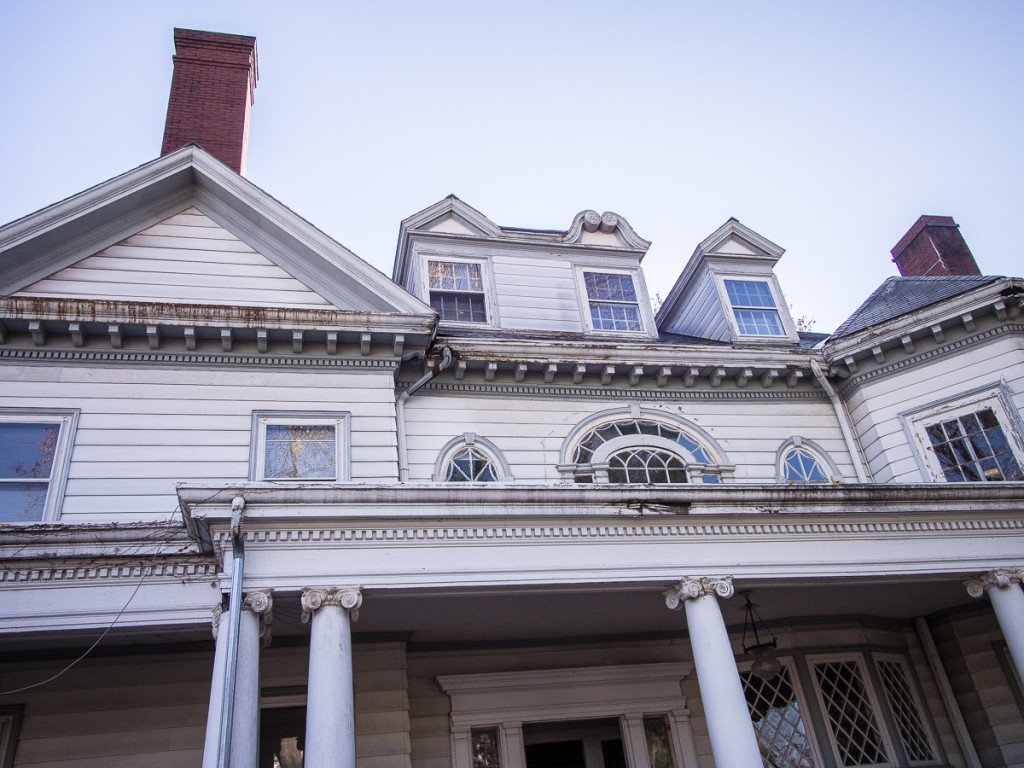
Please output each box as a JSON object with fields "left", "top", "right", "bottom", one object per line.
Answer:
{"left": 810, "top": 360, "right": 869, "bottom": 483}
{"left": 216, "top": 495, "right": 247, "bottom": 768}
{"left": 396, "top": 347, "right": 453, "bottom": 482}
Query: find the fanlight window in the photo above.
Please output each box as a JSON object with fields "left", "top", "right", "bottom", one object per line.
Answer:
{"left": 446, "top": 446, "right": 498, "bottom": 482}
{"left": 608, "top": 448, "right": 687, "bottom": 484}
{"left": 572, "top": 419, "right": 713, "bottom": 465}
{"left": 782, "top": 447, "right": 830, "bottom": 483}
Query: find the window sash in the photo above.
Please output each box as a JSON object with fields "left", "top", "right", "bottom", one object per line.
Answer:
{"left": 583, "top": 271, "right": 643, "bottom": 332}
{"left": 428, "top": 260, "right": 489, "bottom": 323}
{"left": 724, "top": 279, "right": 787, "bottom": 337}
{"left": 0, "top": 413, "right": 76, "bottom": 523}
{"left": 252, "top": 414, "right": 348, "bottom": 482}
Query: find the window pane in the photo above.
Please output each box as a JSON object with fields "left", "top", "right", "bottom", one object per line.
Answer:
{"left": 733, "top": 308, "right": 785, "bottom": 336}
{"left": 643, "top": 716, "right": 675, "bottom": 768}
{"left": 0, "top": 423, "right": 59, "bottom": 479}
{"left": 264, "top": 424, "right": 336, "bottom": 479}
{"left": 431, "top": 292, "right": 487, "bottom": 323}
{"left": 725, "top": 280, "right": 777, "bottom": 308}
{"left": 876, "top": 660, "right": 934, "bottom": 762}
{"left": 741, "top": 667, "right": 818, "bottom": 768}
{"left": 813, "top": 661, "right": 888, "bottom": 766}
{"left": 472, "top": 728, "right": 501, "bottom": 768}
{"left": 608, "top": 448, "right": 687, "bottom": 484}
{"left": 590, "top": 302, "right": 641, "bottom": 331}
{"left": 446, "top": 447, "right": 498, "bottom": 482}
{"left": 925, "top": 408, "right": 1024, "bottom": 482}
{"left": 429, "top": 261, "right": 483, "bottom": 292}
{"left": 585, "top": 272, "right": 638, "bottom": 302}
{"left": 783, "top": 447, "right": 829, "bottom": 483}
{"left": 0, "top": 483, "right": 50, "bottom": 523}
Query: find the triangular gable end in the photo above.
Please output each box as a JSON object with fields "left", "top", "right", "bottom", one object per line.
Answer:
{"left": 15, "top": 207, "right": 336, "bottom": 310}
{"left": 0, "top": 146, "right": 434, "bottom": 318}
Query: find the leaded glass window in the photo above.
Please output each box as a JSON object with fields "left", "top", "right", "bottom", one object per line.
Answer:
{"left": 812, "top": 660, "right": 890, "bottom": 767}
{"left": 924, "top": 408, "right": 1024, "bottom": 481}
{"left": 876, "top": 660, "right": 934, "bottom": 762}
{"left": 472, "top": 728, "right": 501, "bottom": 768}
{"left": 724, "top": 279, "right": 785, "bottom": 336}
{"left": 782, "top": 447, "right": 830, "bottom": 483}
{"left": 741, "top": 666, "right": 818, "bottom": 768}
{"left": 571, "top": 419, "right": 713, "bottom": 465}
{"left": 446, "top": 446, "right": 498, "bottom": 482}
{"left": 584, "top": 272, "right": 642, "bottom": 331}
{"left": 608, "top": 448, "right": 687, "bottom": 484}
{"left": 429, "top": 260, "right": 487, "bottom": 323}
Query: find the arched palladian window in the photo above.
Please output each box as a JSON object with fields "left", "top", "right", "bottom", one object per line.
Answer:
{"left": 433, "top": 433, "right": 513, "bottom": 483}
{"left": 777, "top": 437, "right": 841, "bottom": 483}
{"left": 558, "top": 408, "right": 733, "bottom": 484}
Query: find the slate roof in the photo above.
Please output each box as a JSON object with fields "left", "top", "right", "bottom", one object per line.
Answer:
{"left": 831, "top": 275, "right": 1003, "bottom": 339}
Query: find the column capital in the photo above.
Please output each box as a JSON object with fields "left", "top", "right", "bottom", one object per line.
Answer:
{"left": 665, "top": 576, "right": 734, "bottom": 610}
{"left": 965, "top": 567, "right": 1024, "bottom": 598}
{"left": 243, "top": 589, "right": 274, "bottom": 647}
{"left": 301, "top": 586, "right": 363, "bottom": 623}
{"left": 210, "top": 602, "right": 223, "bottom": 640}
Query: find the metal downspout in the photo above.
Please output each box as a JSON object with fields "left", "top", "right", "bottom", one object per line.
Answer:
{"left": 396, "top": 347, "right": 453, "bottom": 482}
{"left": 217, "top": 495, "right": 247, "bottom": 768}
{"left": 810, "top": 359, "right": 869, "bottom": 483}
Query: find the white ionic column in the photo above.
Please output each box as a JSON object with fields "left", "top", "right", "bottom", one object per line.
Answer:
{"left": 666, "top": 576, "right": 762, "bottom": 768}
{"left": 301, "top": 586, "right": 362, "bottom": 768}
{"left": 230, "top": 590, "right": 273, "bottom": 768}
{"left": 966, "top": 567, "right": 1024, "bottom": 684}
{"left": 202, "top": 603, "right": 228, "bottom": 768}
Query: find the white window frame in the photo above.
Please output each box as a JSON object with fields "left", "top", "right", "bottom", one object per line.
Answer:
{"left": 0, "top": 705, "right": 23, "bottom": 768}
{"left": 573, "top": 266, "right": 650, "bottom": 336}
{"left": 806, "top": 653, "right": 899, "bottom": 768}
{"left": 738, "top": 656, "right": 829, "bottom": 768}
{"left": 0, "top": 409, "right": 78, "bottom": 523}
{"left": 419, "top": 254, "right": 496, "bottom": 328}
{"left": 250, "top": 411, "right": 350, "bottom": 482}
{"left": 872, "top": 653, "right": 941, "bottom": 766}
{"left": 432, "top": 433, "right": 514, "bottom": 482}
{"left": 900, "top": 383, "right": 1024, "bottom": 483}
{"left": 776, "top": 436, "right": 843, "bottom": 483}
{"left": 712, "top": 273, "right": 798, "bottom": 341}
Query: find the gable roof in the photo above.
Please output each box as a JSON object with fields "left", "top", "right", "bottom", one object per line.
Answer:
{"left": 830, "top": 275, "right": 1003, "bottom": 338}
{"left": 0, "top": 145, "right": 433, "bottom": 318}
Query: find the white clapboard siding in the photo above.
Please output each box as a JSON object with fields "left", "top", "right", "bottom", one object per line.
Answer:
{"left": 662, "top": 268, "right": 729, "bottom": 341}
{"left": 0, "top": 365, "right": 399, "bottom": 522}
{"left": 403, "top": 395, "right": 851, "bottom": 482}
{"left": 847, "top": 336, "right": 1024, "bottom": 483}
{"left": 491, "top": 255, "right": 585, "bottom": 332}
{"left": 14, "top": 207, "right": 335, "bottom": 309}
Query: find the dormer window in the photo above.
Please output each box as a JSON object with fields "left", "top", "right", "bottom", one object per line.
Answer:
{"left": 724, "top": 279, "right": 785, "bottom": 336}
{"left": 582, "top": 271, "right": 642, "bottom": 332}
{"left": 428, "top": 260, "right": 487, "bottom": 323}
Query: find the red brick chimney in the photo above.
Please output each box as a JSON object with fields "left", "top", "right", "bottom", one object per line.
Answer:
{"left": 891, "top": 215, "right": 981, "bottom": 277}
{"left": 160, "top": 29, "right": 258, "bottom": 174}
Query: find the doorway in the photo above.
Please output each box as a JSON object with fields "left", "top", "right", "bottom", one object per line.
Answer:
{"left": 523, "top": 719, "right": 626, "bottom": 768}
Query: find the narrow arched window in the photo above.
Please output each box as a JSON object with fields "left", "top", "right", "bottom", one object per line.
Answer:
{"left": 777, "top": 438, "right": 839, "bottom": 483}
{"left": 446, "top": 446, "right": 498, "bottom": 482}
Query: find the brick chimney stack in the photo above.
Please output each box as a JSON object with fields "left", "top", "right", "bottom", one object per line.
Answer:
{"left": 160, "top": 29, "right": 258, "bottom": 175}
{"left": 891, "top": 215, "right": 981, "bottom": 277}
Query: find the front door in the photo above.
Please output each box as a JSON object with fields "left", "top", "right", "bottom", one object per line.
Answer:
{"left": 523, "top": 719, "right": 626, "bottom": 768}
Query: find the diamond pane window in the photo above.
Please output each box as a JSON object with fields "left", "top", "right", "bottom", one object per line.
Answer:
{"left": 429, "top": 260, "right": 487, "bottom": 323}
{"left": 783, "top": 447, "right": 830, "bottom": 483}
{"left": 608, "top": 448, "right": 687, "bottom": 484}
{"left": 876, "top": 660, "right": 934, "bottom": 762}
{"left": 725, "top": 279, "right": 786, "bottom": 336}
{"left": 813, "top": 660, "right": 890, "bottom": 767}
{"left": 584, "top": 272, "right": 642, "bottom": 331}
{"left": 446, "top": 447, "right": 498, "bottom": 482}
{"left": 925, "top": 408, "right": 1024, "bottom": 481}
{"left": 741, "top": 667, "right": 819, "bottom": 768}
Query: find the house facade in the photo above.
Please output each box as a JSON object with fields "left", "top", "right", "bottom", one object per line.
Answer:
{"left": 1, "top": 28, "right": 1023, "bottom": 768}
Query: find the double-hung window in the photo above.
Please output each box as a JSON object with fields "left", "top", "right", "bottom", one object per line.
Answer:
{"left": 724, "top": 279, "right": 786, "bottom": 337}
{"left": 251, "top": 412, "right": 349, "bottom": 482}
{"left": 428, "top": 260, "right": 488, "bottom": 324}
{"left": 582, "top": 271, "right": 643, "bottom": 332}
{"left": 0, "top": 410, "right": 78, "bottom": 523}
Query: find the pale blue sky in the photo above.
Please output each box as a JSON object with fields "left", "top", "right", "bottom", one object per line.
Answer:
{"left": 2, "top": 1, "right": 1022, "bottom": 331}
